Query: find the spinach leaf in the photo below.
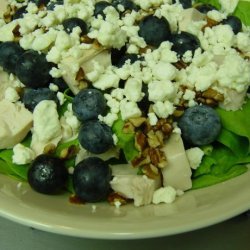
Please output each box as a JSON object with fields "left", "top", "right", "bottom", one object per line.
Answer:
{"left": 194, "top": 0, "right": 221, "bottom": 9}
{"left": 216, "top": 98, "right": 250, "bottom": 141}
{"left": 216, "top": 128, "right": 249, "bottom": 157}
{"left": 0, "top": 149, "right": 28, "bottom": 181}
{"left": 112, "top": 116, "right": 139, "bottom": 161}
{"left": 233, "top": 1, "right": 250, "bottom": 25}
{"left": 192, "top": 164, "right": 248, "bottom": 189}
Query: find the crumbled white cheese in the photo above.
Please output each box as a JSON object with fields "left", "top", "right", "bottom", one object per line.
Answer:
{"left": 57, "top": 92, "right": 65, "bottom": 105}
{"left": 98, "top": 113, "right": 118, "bottom": 127}
{"left": 152, "top": 100, "right": 175, "bottom": 118}
{"left": 60, "top": 103, "right": 80, "bottom": 142}
{"left": 120, "top": 99, "right": 142, "bottom": 120}
{"left": 148, "top": 80, "right": 175, "bottom": 102}
{"left": 88, "top": 7, "right": 127, "bottom": 49}
{"left": 186, "top": 147, "right": 204, "bottom": 170}
{"left": 12, "top": 143, "right": 36, "bottom": 165}
{"left": 124, "top": 77, "right": 143, "bottom": 102}
{"left": 31, "top": 100, "right": 62, "bottom": 154}
{"left": 207, "top": 10, "right": 226, "bottom": 22}
{"left": 216, "top": 54, "right": 250, "bottom": 92}
{"left": 49, "top": 83, "right": 59, "bottom": 92}
{"left": 152, "top": 186, "right": 177, "bottom": 204}
{"left": 148, "top": 112, "right": 158, "bottom": 126}
{"left": 92, "top": 70, "right": 120, "bottom": 90}
{"left": 236, "top": 32, "right": 250, "bottom": 54}
{"left": 152, "top": 62, "right": 177, "bottom": 81}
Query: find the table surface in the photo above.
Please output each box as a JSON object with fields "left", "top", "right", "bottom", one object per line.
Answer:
{"left": 0, "top": 212, "right": 250, "bottom": 250}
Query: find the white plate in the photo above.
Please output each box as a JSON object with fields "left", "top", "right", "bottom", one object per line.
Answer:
{"left": 0, "top": 170, "right": 250, "bottom": 239}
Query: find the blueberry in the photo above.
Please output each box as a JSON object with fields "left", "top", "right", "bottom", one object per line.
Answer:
{"left": 138, "top": 15, "right": 171, "bottom": 47}
{"left": 28, "top": 154, "right": 68, "bottom": 194}
{"left": 195, "top": 4, "right": 217, "bottom": 14}
{"left": 73, "top": 157, "right": 111, "bottom": 202}
{"left": 178, "top": 105, "right": 221, "bottom": 146}
{"left": 112, "top": 0, "right": 139, "bottom": 12}
{"left": 221, "top": 16, "right": 242, "bottom": 34}
{"left": 172, "top": 0, "right": 192, "bottom": 9}
{"left": 15, "top": 50, "right": 52, "bottom": 88}
{"left": 78, "top": 120, "right": 114, "bottom": 154}
{"left": 111, "top": 46, "right": 127, "bottom": 66}
{"left": 22, "top": 88, "right": 58, "bottom": 111}
{"left": 171, "top": 31, "right": 200, "bottom": 57}
{"left": 13, "top": 6, "right": 28, "bottom": 19}
{"left": 62, "top": 17, "right": 88, "bottom": 35}
{"left": 94, "top": 1, "right": 112, "bottom": 18}
{"left": 0, "top": 42, "right": 25, "bottom": 74}
{"left": 72, "top": 88, "right": 107, "bottom": 122}
{"left": 47, "top": 0, "right": 64, "bottom": 10}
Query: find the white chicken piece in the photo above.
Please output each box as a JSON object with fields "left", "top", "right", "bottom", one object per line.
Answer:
{"left": 110, "top": 164, "right": 161, "bottom": 207}
{"left": 161, "top": 133, "right": 192, "bottom": 191}
{"left": 60, "top": 48, "right": 111, "bottom": 94}
{"left": 219, "top": 88, "right": 248, "bottom": 111}
{"left": 0, "top": 100, "right": 33, "bottom": 149}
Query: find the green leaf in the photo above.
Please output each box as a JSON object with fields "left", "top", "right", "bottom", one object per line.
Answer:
{"left": 0, "top": 150, "right": 28, "bottom": 181}
{"left": 112, "top": 116, "right": 139, "bottom": 161}
{"left": 233, "top": 1, "right": 250, "bottom": 26}
{"left": 192, "top": 164, "right": 248, "bottom": 189}
{"left": 216, "top": 99, "right": 250, "bottom": 141}
{"left": 0, "top": 159, "right": 16, "bottom": 176}
{"left": 217, "top": 128, "right": 249, "bottom": 157}
{"left": 194, "top": 0, "right": 221, "bottom": 9}
{"left": 192, "top": 155, "right": 216, "bottom": 178}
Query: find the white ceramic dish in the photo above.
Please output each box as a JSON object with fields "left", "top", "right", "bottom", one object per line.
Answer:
{"left": 0, "top": 169, "right": 249, "bottom": 240}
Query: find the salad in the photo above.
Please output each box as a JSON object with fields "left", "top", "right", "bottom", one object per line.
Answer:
{"left": 0, "top": 0, "right": 249, "bottom": 207}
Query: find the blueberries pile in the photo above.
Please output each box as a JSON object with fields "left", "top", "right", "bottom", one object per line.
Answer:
{"left": 72, "top": 88, "right": 114, "bottom": 202}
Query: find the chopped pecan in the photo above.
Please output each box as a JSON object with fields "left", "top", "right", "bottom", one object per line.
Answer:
{"left": 129, "top": 117, "right": 147, "bottom": 127}
{"left": 12, "top": 24, "right": 21, "bottom": 40}
{"left": 155, "top": 130, "right": 164, "bottom": 145}
{"left": 172, "top": 60, "right": 188, "bottom": 70}
{"left": 123, "top": 121, "right": 135, "bottom": 133}
{"left": 196, "top": 88, "right": 224, "bottom": 107}
{"left": 135, "top": 131, "right": 148, "bottom": 152}
{"left": 141, "top": 164, "right": 159, "bottom": 179}
{"left": 202, "top": 88, "right": 224, "bottom": 102}
{"left": 59, "top": 145, "right": 79, "bottom": 159}
{"left": 173, "top": 109, "right": 184, "bottom": 117}
{"left": 108, "top": 192, "right": 128, "bottom": 206}
{"left": 147, "top": 130, "right": 161, "bottom": 148}
{"left": 148, "top": 147, "right": 166, "bottom": 167}
{"left": 131, "top": 153, "right": 150, "bottom": 168}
